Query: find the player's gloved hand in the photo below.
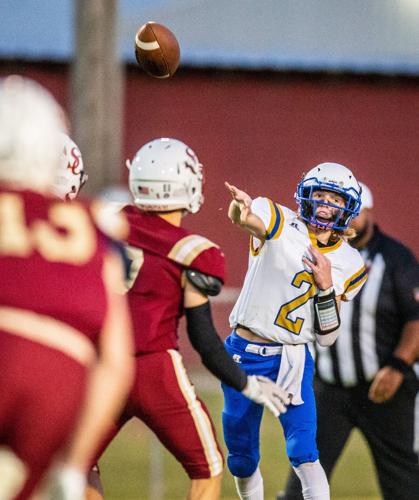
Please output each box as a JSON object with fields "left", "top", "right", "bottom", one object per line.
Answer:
{"left": 241, "top": 375, "right": 290, "bottom": 417}
{"left": 44, "top": 465, "right": 86, "bottom": 500}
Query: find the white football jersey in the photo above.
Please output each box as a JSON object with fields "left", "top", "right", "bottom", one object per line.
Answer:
{"left": 229, "top": 197, "right": 367, "bottom": 344}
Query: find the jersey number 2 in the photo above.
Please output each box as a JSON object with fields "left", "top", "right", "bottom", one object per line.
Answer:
{"left": 274, "top": 270, "right": 316, "bottom": 335}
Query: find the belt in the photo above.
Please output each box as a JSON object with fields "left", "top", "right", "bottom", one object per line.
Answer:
{"left": 245, "top": 343, "right": 283, "bottom": 357}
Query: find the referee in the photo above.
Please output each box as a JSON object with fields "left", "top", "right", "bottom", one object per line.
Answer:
{"left": 280, "top": 182, "right": 419, "bottom": 500}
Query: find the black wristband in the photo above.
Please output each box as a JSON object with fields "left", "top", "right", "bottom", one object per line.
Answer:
{"left": 386, "top": 355, "right": 412, "bottom": 375}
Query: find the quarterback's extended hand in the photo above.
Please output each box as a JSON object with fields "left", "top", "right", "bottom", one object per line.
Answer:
{"left": 225, "top": 182, "right": 253, "bottom": 224}
{"left": 242, "top": 375, "right": 290, "bottom": 417}
{"left": 225, "top": 182, "right": 266, "bottom": 239}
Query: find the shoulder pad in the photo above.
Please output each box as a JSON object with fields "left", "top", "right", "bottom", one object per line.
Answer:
{"left": 186, "top": 269, "right": 222, "bottom": 297}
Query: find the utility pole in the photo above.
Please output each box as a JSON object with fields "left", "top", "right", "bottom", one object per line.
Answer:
{"left": 71, "top": 0, "right": 123, "bottom": 195}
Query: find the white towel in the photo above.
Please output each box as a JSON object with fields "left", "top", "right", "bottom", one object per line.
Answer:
{"left": 276, "top": 344, "right": 306, "bottom": 405}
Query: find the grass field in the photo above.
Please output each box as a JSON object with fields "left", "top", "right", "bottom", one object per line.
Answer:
{"left": 98, "top": 372, "right": 381, "bottom": 500}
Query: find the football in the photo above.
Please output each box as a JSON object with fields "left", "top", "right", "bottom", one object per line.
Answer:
{"left": 135, "top": 22, "right": 180, "bottom": 79}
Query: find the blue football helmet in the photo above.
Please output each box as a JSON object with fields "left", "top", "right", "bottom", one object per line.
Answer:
{"left": 295, "top": 162, "right": 362, "bottom": 230}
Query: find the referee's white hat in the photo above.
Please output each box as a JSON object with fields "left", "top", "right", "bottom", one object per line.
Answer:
{"left": 359, "top": 182, "right": 374, "bottom": 209}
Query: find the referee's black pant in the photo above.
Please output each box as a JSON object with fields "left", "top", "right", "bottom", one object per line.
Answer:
{"left": 282, "top": 377, "right": 419, "bottom": 500}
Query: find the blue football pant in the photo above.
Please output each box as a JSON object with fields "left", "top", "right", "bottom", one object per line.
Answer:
{"left": 222, "top": 331, "right": 318, "bottom": 478}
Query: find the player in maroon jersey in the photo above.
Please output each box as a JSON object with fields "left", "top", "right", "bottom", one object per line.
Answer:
{"left": 87, "top": 138, "right": 289, "bottom": 500}
{"left": 0, "top": 76, "right": 134, "bottom": 500}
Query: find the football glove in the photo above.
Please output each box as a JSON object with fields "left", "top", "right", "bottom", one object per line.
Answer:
{"left": 44, "top": 465, "right": 86, "bottom": 500}
{"left": 242, "top": 375, "right": 290, "bottom": 417}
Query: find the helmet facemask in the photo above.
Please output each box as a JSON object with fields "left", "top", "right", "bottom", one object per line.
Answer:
{"left": 296, "top": 163, "right": 362, "bottom": 230}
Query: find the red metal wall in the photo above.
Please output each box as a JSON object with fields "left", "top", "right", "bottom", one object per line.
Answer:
{"left": 3, "top": 63, "right": 418, "bottom": 346}
{"left": 126, "top": 68, "right": 419, "bottom": 361}
{"left": 123, "top": 69, "right": 419, "bottom": 271}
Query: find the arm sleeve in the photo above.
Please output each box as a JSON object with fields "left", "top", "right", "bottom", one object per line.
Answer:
{"left": 185, "top": 302, "right": 247, "bottom": 391}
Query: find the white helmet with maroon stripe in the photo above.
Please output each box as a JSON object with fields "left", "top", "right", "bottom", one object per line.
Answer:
{"left": 52, "top": 133, "right": 88, "bottom": 200}
{"left": 127, "top": 138, "right": 204, "bottom": 214}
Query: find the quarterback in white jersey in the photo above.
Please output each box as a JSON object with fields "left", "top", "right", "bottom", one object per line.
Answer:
{"left": 221, "top": 162, "right": 367, "bottom": 500}
{"left": 229, "top": 197, "right": 366, "bottom": 346}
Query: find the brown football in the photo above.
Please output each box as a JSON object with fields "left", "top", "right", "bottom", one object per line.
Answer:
{"left": 135, "top": 22, "right": 180, "bottom": 79}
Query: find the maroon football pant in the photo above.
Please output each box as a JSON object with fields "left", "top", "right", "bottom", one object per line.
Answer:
{"left": 95, "top": 349, "right": 224, "bottom": 479}
{"left": 0, "top": 331, "right": 88, "bottom": 499}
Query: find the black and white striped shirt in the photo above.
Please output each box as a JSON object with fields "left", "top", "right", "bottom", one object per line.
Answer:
{"left": 316, "top": 225, "right": 419, "bottom": 387}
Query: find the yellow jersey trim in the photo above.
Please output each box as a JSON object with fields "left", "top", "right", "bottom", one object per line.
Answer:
{"left": 167, "top": 235, "right": 217, "bottom": 266}
{"left": 266, "top": 200, "right": 284, "bottom": 240}
{"left": 250, "top": 235, "right": 264, "bottom": 256}
{"left": 342, "top": 265, "right": 368, "bottom": 300}
{"left": 0, "top": 306, "right": 96, "bottom": 367}
{"left": 307, "top": 227, "right": 343, "bottom": 253}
